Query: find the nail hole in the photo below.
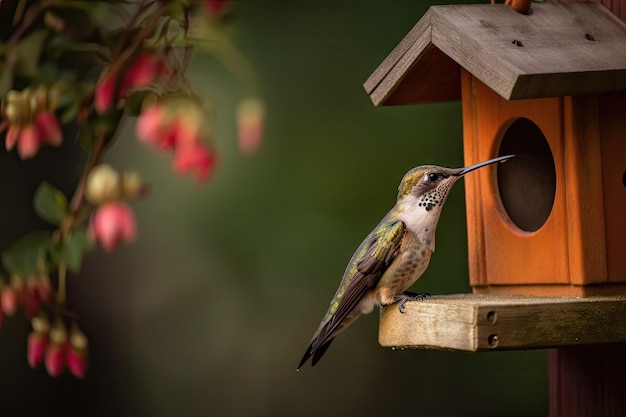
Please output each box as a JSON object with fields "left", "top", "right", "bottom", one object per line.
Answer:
{"left": 622, "top": 171, "right": 626, "bottom": 188}
{"left": 585, "top": 33, "right": 595, "bottom": 41}
{"left": 486, "top": 311, "right": 497, "bottom": 324}
{"left": 512, "top": 39, "right": 523, "bottom": 47}
{"left": 488, "top": 334, "right": 499, "bottom": 347}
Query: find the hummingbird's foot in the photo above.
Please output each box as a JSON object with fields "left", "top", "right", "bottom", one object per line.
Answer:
{"left": 395, "top": 291, "right": 431, "bottom": 314}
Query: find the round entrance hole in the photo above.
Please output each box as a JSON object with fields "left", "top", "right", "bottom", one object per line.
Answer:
{"left": 497, "top": 118, "right": 556, "bottom": 232}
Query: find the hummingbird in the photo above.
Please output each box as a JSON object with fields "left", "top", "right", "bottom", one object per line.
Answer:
{"left": 297, "top": 154, "right": 514, "bottom": 370}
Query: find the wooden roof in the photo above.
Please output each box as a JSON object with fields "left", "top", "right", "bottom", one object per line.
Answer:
{"left": 364, "top": 2, "right": 626, "bottom": 106}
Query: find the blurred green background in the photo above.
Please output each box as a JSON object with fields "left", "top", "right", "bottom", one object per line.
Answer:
{"left": 0, "top": 1, "right": 547, "bottom": 416}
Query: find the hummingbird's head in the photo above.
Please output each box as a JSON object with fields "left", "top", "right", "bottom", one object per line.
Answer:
{"left": 395, "top": 155, "right": 514, "bottom": 242}
{"left": 397, "top": 154, "right": 514, "bottom": 207}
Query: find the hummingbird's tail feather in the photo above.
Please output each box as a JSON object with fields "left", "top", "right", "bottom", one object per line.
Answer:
{"left": 311, "top": 338, "right": 334, "bottom": 366}
{"left": 297, "top": 341, "right": 314, "bottom": 370}
{"left": 296, "top": 337, "right": 335, "bottom": 370}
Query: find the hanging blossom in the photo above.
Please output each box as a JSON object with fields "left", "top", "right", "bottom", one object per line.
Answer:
{"left": 2, "top": 87, "right": 62, "bottom": 159}
{"left": 136, "top": 100, "right": 218, "bottom": 183}
{"left": 95, "top": 52, "right": 168, "bottom": 114}
{"left": 0, "top": 0, "right": 264, "bottom": 380}
{"left": 86, "top": 164, "right": 144, "bottom": 253}
{"left": 236, "top": 98, "right": 265, "bottom": 155}
{"left": 27, "top": 315, "right": 88, "bottom": 379}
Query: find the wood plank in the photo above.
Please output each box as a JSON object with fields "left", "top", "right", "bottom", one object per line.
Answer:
{"left": 365, "top": 3, "right": 626, "bottom": 105}
{"left": 563, "top": 95, "right": 608, "bottom": 285}
{"left": 379, "top": 293, "right": 626, "bottom": 351}
{"left": 363, "top": 9, "right": 433, "bottom": 95}
{"left": 599, "top": 93, "right": 626, "bottom": 282}
{"left": 549, "top": 344, "right": 626, "bottom": 417}
{"left": 473, "top": 283, "right": 626, "bottom": 296}
{"left": 465, "top": 76, "right": 571, "bottom": 286}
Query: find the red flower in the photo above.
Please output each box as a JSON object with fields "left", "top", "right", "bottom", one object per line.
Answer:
{"left": 1, "top": 286, "right": 17, "bottom": 316}
{"left": 45, "top": 342, "right": 66, "bottom": 377}
{"left": 137, "top": 101, "right": 216, "bottom": 182}
{"left": 136, "top": 104, "right": 178, "bottom": 151}
{"left": 90, "top": 202, "right": 137, "bottom": 252}
{"left": 5, "top": 111, "right": 62, "bottom": 159}
{"left": 27, "top": 331, "right": 49, "bottom": 368}
{"left": 173, "top": 143, "right": 218, "bottom": 183}
{"left": 236, "top": 98, "right": 264, "bottom": 155}
{"left": 66, "top": 324, "right": 88, "bottom": 379}
{"left": 66, "top": 347, "right": 87, "bottom": 379}
{"left": 45, "top": 321, "right": 68, "bottom": 377}
{"left": 95, "top": 53, "right": 164, "bottom": 113}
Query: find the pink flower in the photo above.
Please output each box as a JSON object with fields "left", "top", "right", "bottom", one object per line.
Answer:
{"left": 66, "top": 346, "right": 87, "bottom": 379}
{"left": 236, "top": 98, "right": 264, "bottom": 155}
{"left": 67, "top": 325, "right": 88, "bottom": 379}
{"left": 94, "top": 75, "right": 115, "bottom": 114}
{"left": 136, "top": 103, "right": 202, "bottom": 151}
{"left": 136, "top": 104, "right": 178, "bottom": 151}
{"left": 5, "top": 111, "right": 62, "bottom": 160}
{"left": 27, "top": 331, "right": 49, "bottom": 368}
{"left": 1, "top": 286, "right": 17, "bottom": 316}
{"left": 137, "top": 101, "right": 216, "bottom": 182}
{"left": 90, "top": 202, "right": 137, "bottom": 252}
{"left": 45, "top": 342, "right": 66, "bottom": 377}
{"left": 173, "top": 143, "right": 217, "bottom": 183}
{"left": 95, "top": 53, "right": 164, "bottom": 113}
{"left": 124, "top": 54, "right": 162, "bottom": 89}
{"left": 20, "top": 287, "right": 41, "bottom": 319}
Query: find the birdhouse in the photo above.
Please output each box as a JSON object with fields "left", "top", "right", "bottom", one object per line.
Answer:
{"left": 365, "top": 2, "right": 626, "bottom": 297}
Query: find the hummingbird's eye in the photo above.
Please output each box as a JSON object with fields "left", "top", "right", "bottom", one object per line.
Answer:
{"left": 427, "top": 173, "right": 439, "bottom": 182}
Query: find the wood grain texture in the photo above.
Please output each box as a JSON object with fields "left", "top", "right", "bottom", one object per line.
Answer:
{"left": 378, "top": 294, "right": 626, "bottom": 351}
{"left": 563, "top": 95, "right": 608, "bottom": 285}
{"left": 549, "top": 344, "right": 626, "bottom": 417}
{"left": 473, "top": 283, "right": 626, "bottom": 297}
{"left": 599, "top": 93, "right": 626, "bottom": 282}
{"left": 365, "top": 3, "right": 626, "bottom": 106}
{"left": 462, "top": 74, "right": 572, "bottom": 286}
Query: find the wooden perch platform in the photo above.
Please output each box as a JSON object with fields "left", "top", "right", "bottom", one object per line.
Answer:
{"left": 379, "top": 294, "right": 626, "bottom": 351}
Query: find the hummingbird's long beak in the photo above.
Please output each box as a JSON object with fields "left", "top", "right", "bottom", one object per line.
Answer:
{"left": 454, "top": 154, "right": 515, "bottom": 176}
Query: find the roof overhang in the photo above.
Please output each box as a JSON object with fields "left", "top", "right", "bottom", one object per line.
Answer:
{"left": 364, "top": 3, "right": 626, "bottom": 106}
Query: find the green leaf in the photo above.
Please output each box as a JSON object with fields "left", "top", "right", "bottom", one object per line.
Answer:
{"left": 33, "top": 182, "right": 68, "bottom": 225}
{"left": 2, "top": 231, "right": 53, "bottom": 274}
{"left": 0, "top": 64, "right": 14, "bottom": 98}
{"left": 13, "top": 29, "right": 48, "bottom": 78}
{"left": 55, "top": 229, "right": 94, "bottom": 273}
{"left": 125, "top": 90, "right": 154, "bottom": 116}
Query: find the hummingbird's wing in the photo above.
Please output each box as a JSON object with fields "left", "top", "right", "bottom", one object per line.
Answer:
{"left": 298, "top": 219, "right": 406, "bottom": 368}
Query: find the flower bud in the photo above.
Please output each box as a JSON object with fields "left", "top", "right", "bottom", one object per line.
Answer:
{"left": 1, "top": 286, "right": 17, "bottom": 316}
{"left": 32, "top": 314, "right": 51, "bottom": 334}
{"left": 27, "top": 330, "right": 49, "bottom": 368}
{"left": 34, "top": 111, "right": 62, "bottom": 146}
{"left": 236, "top": 98, "right": 264, "bottom": 155}
{"left": 21, "top": 286, "right": 41, "bottom": 319}
{"left": 67, "top": 325, "right": 88, "bottom": 379}
{"left": 121, "top": 170, "right": 146, "bottom": 200}
{"left": 45, "top": 342, "right": 66, "bottom": 377}
{"left": 45, "top": 321, "right": 67, "bottom": 377}
{"left": 90, "top": 202, "right": 137, "bottom": 252}
{"left": 85, "top": 164, "right": 121, "bottom": 205}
